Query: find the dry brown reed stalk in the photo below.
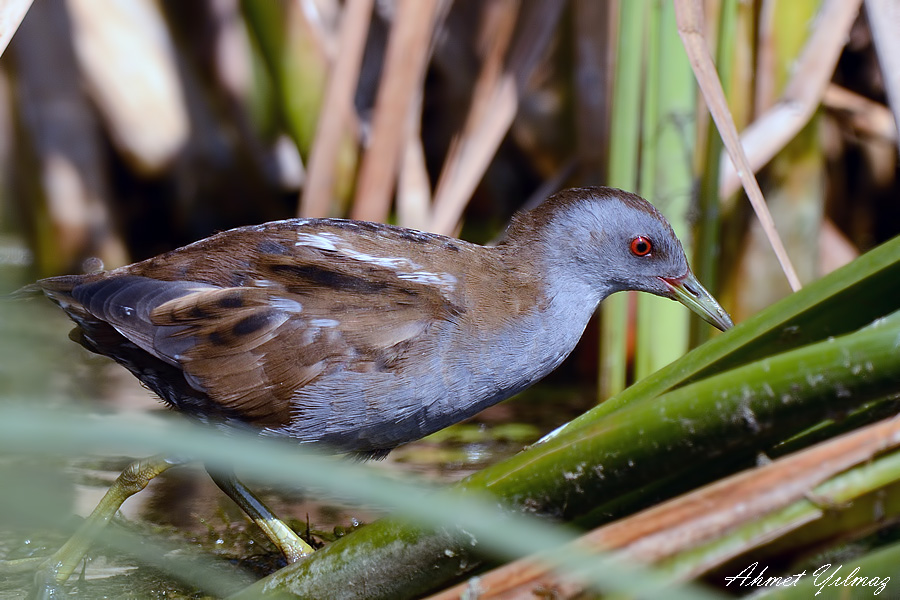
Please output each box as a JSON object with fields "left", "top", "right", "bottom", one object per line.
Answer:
{"left": 301, "top": 0, "right": 373, "bottom": 218}
{"left": 429, "top": 0, "right": 520, "bottom": 236}
{"left": 397, "top": 0, "right": 451, "bottom": 230}
{"left": 351, "top": 0, "right": 441, "bottom": 223}
{"left": 674, "top": 0, "right": 803, "bottom": 291}
{"left": 426, "top": 416, "right": 900, "bottom": 599}
{"left": 430, "top": 0, "right": 565, "bottom": 236}
{"left": 397, "top": 99, "right": 432, "bottom": 230}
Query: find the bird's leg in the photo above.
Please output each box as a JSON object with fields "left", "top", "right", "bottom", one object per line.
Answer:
{"left": 205, "top": 466, "right": 314, "bottom": 563}
{"left": 24, "top": 454, "right": 186, "bottom": 590}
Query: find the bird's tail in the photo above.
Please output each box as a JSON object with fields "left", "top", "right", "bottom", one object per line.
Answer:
{"left": 3, "top": 282, "right": 42, "bottom": 301}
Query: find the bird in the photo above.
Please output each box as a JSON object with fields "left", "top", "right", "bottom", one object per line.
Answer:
{"left": 12, "top": 186, "right": 733, "bottom": 586}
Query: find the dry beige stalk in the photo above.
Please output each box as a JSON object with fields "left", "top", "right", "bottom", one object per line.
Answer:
{"left": 428, "top": 0, "right": 564, "bottom": 236}
{"left": 429, "top": 0, "right": 520, "bottom": 236}
{"left": 351, "top": 0, "right": 441, "bottom": 223}
{"left": 397, "top": 103, "right": 432, "bottom": 230}
{"left": 754, "top": 0, "right": 778, "bottom": 114}
{"left": 675, "top": 0, "right": 802, "bottom": 292}
{"left": 301, "top": 0, "right": 373, "bottom": 218}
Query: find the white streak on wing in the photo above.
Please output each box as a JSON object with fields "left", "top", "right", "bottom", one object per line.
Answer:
{"left": 295, "top": 232, "right": 339, "bottom": 251}
{"left": 250, "top": 218, "right": 311, "bottom": 232}
{"left": 335, "top": 245, "right": 422, "bottom": 271}
{"left": 251, "top": 279, "right": 281, "bottom": 288}
{"left": 269, "top": 297, "right": 303, "bottom": 313}
{"left": 294, "top": 230, "right": 457, "bottom": 293}
{"left": 309, "top": 318, "right": 339, "bottom": 328}
{"left": 398, "top": 271, "right": 458, "bottom": 290}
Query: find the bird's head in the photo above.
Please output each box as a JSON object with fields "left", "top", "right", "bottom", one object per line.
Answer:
{"left": 515, "top": 187, "right": 733, "bottom": 331}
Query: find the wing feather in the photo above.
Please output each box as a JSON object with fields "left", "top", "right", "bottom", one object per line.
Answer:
{"left": 39, "top": 220, "right": 471, "bottom": 433}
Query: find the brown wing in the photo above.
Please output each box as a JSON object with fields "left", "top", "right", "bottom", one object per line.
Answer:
{"left": 148, "top": 282, "right": 453, "bottom": 428}
{"left": 56, "top": 221, "right": 468, "bottom": 429}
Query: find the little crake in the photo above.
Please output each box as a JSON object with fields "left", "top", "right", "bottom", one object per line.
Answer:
{"left": 18, "top": 186, "right": 733, "bottom": 583}
{"left": 33, "top": 186, "right": 731, "bottom": 454}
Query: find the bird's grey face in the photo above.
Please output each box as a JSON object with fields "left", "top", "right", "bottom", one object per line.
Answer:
{"left": 554, "top": 192, "right": 733, "bottom": 331}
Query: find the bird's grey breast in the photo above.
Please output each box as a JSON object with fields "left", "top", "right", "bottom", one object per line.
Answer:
{"left": 269, "top": 299, "right": 587, "bottom": 454}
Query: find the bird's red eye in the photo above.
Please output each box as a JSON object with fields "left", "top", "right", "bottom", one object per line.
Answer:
{"left": 630, "top": 236, "right": 652, "bottom": 257}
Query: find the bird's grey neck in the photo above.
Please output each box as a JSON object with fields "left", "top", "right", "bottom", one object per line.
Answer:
{"left": 504, "top": 214, "right": 615, "bottom": 313}
{"left": 513, "top": 264, "right": 604, "bottom": 372}
{"left": 450, "top": 247, "right": 606, "bottom": 415}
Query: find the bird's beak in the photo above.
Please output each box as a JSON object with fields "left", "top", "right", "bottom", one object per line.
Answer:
{"left": 659, "top": 272, "right": 734, "bottom": 331}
